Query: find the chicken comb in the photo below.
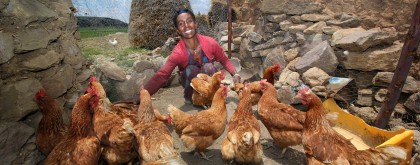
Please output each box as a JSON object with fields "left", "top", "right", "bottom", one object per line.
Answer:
{"left": 86, "top": 87, "right": 97, "bottom": 95}
{"left": 260, "top": 79, "right": 267, "bottom": 84}
{"left": 298, "top": 85, "right": 311, "bottom": 95}
{"left": 275, "top": 63, "right": 281, "bottom": 70}
{"left": 220, "top": 83, "right": 228, "bottom": 90}
{"left": 220, "top": 71, "right": 225, "bottom": 80}
{"left": 244, "top": 82, "right": 249, "bottom": 88}
{"left": 141, "top": 85, "right": 144, "bottom": 90}
{"left": 89, "top": 76, "right": 97, "bottom": 83}
{"left": 35, "top": 89, "right": 47, "bottom": 98}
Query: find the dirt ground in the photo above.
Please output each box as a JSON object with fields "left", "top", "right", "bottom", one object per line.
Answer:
{"left": 151, "top": 85, "right": 307, "bottom": 165}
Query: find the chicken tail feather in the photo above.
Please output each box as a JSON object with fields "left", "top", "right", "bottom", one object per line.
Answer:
{"left": 376, "top": 145, "right": 407, "bottom": 164}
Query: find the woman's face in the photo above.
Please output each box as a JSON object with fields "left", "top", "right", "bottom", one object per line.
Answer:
{"left": 176, "top": 13, "right": 197, "bottom": 39}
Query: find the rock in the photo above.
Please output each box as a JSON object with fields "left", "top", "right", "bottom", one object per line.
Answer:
{"left": 374, "top": 88, "right": 388, "bottom": 102}
{"left": 133, "top": 60, "right": 154, "bottom": 73}
{"left": 248, "top": 32, "right": 263, "bottom": 44}
{"left": 311, "top": 86, "right": 326, "bottom": 92}
{"left": 290, "top": 15, "right": 303, "bottom": 24}
{"left": 253, "top": 37, "right": 283, "bottom": 51}
{"left": 284, "top": 47, "right": 299, "bottom": 62}
{"left": 288, "top": 24, "right": 308, "bottom": 34}
{"left": 277, "top": 85, "right": 299, "bottom": 104}
{"left": 279, "top": 20, "right": 293, "bottom": 31}
{"left": 302, "top": 67, "right": 330, "bottom": 87}
{"left": 266, "top": 14, "right": 287, "bottom": 23}
{"left": 326, "top": 18, "right": 361, "bottom": 28}
{"left": 0, "top": 79, "right": 42, "bottom": 121}
{"left": 301, "top": 14, "right": 332, "bottom": 22}
{"left": 304, "top": 21, "right": 327, "bottom": 34}
{"left": 0, "top": 32, "right": 14, "bottom": 64}
{"left": 404, "top": 92, "right": 419, "bottom": 114}
{"left": 331, "top": 28, "right": 397, "bottom": 51}
{"left": 261, "top": 0, "right": 323, "bottom": 15}
{"left": 299, "top": 33, "right": 330, "bottom": 57}
{"left": 295, "top": 41, "right": 338, "bottom": 74}
{"left": 285, "top": 72, "right": 301, "bottom": 87}
{"left": 321, "top": 26, "right": 341, "bottom": 35}
{"left": 20, "top": 49, "right": 64, "bottom": 71}
{"left": 0, "top": 121, "right": 36, "bottom": 165}
{"left": 356, "top": 89, "right": 373, "bottom": 106}
{"left": 340, "top": 42, "right": 403, "bottom": 71}
{"left": 349, "top": 105, "right": 377, "bottom": 124}
{"left": 97, "top": 60, "right": 126, "bottom": 81}
{"left": 372, "top": 72, "right": 419, "bottom": 93}
{"left": 41, "top": 64, "right": 75, "bottom": 98}
{"left": 263, "top": 45, "right": 287, "bottom": 70}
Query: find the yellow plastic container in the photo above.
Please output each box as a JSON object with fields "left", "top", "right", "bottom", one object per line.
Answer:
{"left": 323, "top": 98, "right": 414, "bottom": 165}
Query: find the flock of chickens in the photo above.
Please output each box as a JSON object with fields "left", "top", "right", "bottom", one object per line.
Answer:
{"left": 34, "top": 64, "right": 408, "bottom": 165}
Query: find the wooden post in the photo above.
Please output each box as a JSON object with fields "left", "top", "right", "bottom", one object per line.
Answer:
{"left": 374, "top": 0, "right": 420, "bottom": 128}
{"left": 227, "top": 0, "right": 232, "bottom": 58}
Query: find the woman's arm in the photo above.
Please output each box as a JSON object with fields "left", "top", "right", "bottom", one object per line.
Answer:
{"left": 143, "top": 52, "right": 178, "bottom": 95}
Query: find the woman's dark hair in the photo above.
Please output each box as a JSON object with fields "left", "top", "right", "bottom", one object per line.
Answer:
{"left": 173, "top": 8, "right": 196, "bottom": 28}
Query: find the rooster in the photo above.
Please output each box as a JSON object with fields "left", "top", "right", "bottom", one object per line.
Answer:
{"left": 133, "top": 86, "right": 182, "bottom": 164}
{"left": 34, "top": 89, "right": 68, "bottom": 156}
{"left": 89, "top": 76, "right": 137, "bottom": 164}
{"left": 232, "top": 64, "right": 281, "bottom": 105}
{"left": 190, "top": 71, "right": 225, "bottom": 108}
{"left": 296, "top": 87, "right": 407, "bottom": 164}
{"left": 221, "top": 83, "right": 262, "bottom": 164}
{"left": 109, "top": 38, "right": 118, "bottom": 46}
{"left": 257, "top": 79, "right": 306, "bottom": 158}
{"left": 44, "top": 88, "right": 102, "bottom": 164}
{"left": 167, "top": 84, "right": 229, "bottom": 161}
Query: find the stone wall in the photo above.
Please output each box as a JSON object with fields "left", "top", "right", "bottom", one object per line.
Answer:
{"left": 0, "top": 0, "right": 90, "bottom": 163}
{"left": 215, "top": 0, "right": 419, "bottom": 121}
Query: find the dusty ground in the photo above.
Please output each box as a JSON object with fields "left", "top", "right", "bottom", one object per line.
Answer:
{"left": 151, "top": 85, "right": 307, "bottom": 165}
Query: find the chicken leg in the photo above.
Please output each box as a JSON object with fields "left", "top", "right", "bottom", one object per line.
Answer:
{"left": 199, "top": 151, "right": 214, "bottom": 161}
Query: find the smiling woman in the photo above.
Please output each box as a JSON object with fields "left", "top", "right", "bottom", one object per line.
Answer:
{"left": 119, "top": 8, "right": 240, "bottom": 105}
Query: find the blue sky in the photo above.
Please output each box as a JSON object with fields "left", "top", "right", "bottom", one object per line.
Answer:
{"left": 191, "top": 0, "right": 211, "bottom": 14}
{"left": 72, "top": 0, "right": 211, "bottom": 23}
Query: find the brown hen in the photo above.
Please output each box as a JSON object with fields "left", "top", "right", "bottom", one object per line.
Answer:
{"left": 34, "top": 89, "right": 68, "bottom": 156}
{"left": 44, "top": 88, "right": 101, "bottom": 164}
{"left": 221, "top": 83, "right": 262, "bottom": 164}
{"left": 89, "top": 77, "right": 137, "bottom": 164}
{"left": 232, "top": 64, "right": 281, "bottom": 105}
{"left": 133, "top": 86, "right": 184, "bottom": 164}
{"left": 190, "top": 71, "right": 225, "bottom": 108}
{"left": 167, "top": 84, "right": 229, "bottom": 161}
{"left": 257, "top": 79, "right": 306, "bottom": 158}
{"left": 296, "top": 87, "right": 407, "bottom": 165}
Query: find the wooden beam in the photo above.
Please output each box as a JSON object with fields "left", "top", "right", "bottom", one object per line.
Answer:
{"left": 375, "top": 0, "right": 420, "bottom": 128}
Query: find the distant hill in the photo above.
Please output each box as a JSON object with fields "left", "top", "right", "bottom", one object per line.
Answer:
{"left": 76, "top": 16, "right": 128, "bottom": 27}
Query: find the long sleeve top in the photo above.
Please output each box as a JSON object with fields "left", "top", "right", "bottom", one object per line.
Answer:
{"left": 143, "top": 34, "right": 236, "bottom": 96}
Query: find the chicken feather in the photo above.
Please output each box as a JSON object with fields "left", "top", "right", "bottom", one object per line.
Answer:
{"left": 133, "top": 86, "right": 183, "bottom": 164}
{"left": 296, "top": 87, "right": 407, "bottom": 165}
{"left": 221, "top": 83, "right": 263, "bottom": 164}
{"left": 167, "top": 84, "right": 229, "bottom": 161}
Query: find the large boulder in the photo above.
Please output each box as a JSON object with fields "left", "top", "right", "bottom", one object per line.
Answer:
{"left": 129, "top": 0, "right": 190, "bottom": 49}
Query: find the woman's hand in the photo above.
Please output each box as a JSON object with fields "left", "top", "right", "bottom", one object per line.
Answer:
{"left": 233, "top": 73, "right": 241, "bottom": 83}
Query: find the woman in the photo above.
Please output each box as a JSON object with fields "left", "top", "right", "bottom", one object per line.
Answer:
{"left": 126, "top": 8, "right": 239, "bottom": 104}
